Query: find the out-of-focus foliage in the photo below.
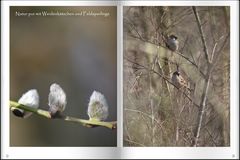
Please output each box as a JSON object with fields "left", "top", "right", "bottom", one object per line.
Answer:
{"left": 10, "top": 6, "right": 117, "bottom": 146}
{"left": 123, "top": 6, "right": 230, "bottom": 146}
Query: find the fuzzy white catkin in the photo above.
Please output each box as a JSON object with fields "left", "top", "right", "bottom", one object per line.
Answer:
{"left": 17, "top": 89, "right": 39, "bottom": 118}
{"left": 87, "top": 91, "right": 109, "bottom": 121}
{"left": 48, "top": 83, "right": 67, "bottom": 115}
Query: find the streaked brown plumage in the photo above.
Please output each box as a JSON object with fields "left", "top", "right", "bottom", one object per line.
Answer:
{"left": 172, "top": 71, "right": 188, "bottom": 89}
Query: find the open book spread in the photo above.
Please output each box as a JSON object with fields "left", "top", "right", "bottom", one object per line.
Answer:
{"left": 1, "top": 1, "right": 239, "bottom": 159}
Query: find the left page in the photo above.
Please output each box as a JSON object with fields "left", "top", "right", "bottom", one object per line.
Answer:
{"left": 9, "top": 6, "right": 117, "bottom": 147}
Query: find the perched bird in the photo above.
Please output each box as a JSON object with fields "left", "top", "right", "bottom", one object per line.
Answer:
{"left": 12, "top": 89, "right": 39, "bottom": 118}
{"left": 166, "top": 34, "right": 179, "bottom": 52}
{"left": 87, "top": 91, "right": 109, "bottom": 121}
{"left": 171, "top": 71, "right": 188, "bottom": 89}
{"left": 48, "top": 83, "right": 67, "bottom": 117}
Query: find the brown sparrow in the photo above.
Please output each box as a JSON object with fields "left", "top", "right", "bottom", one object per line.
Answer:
{"left": 171, "top": 71, "right": 188, "bottom": 89}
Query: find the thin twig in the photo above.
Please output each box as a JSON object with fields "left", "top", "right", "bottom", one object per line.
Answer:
{"left": 212, "top": 33, "right": 230, "bottom": 68}
{"left": 124, "top": 56, "right": 200, "bottom": 108}
{"left": 124, "top": 138, "right": 145, "bottom": 147}
{"left": 127, "top": 34, "right": 206, "bottom": 78}
{"left": 124, "top": 108, "right": 165, "bottom": 130}
{"left": 205, "top": 128, "right": 218, "bottom": 146}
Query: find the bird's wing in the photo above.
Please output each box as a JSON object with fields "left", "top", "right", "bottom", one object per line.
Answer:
{"left": 178, "top": 75, "right": 187, "bottom": 87}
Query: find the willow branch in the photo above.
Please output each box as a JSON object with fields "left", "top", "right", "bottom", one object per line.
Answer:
{"left": 9, "top": 100, "right": 117, "bottom": 130}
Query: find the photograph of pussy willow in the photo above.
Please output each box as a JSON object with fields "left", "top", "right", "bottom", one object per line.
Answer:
{"left": 10, "top": 6, "right": 117, "bottom": 146}
{"left": 123, "top": 6, "right": 230, "bottom": 147}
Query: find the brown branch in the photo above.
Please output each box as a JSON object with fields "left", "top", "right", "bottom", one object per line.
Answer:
{"left": 192, "top": 6, "right": 210, "bottom": 63}
{"left": 191, "top": 6, "right": 214, "bottom": 146}
{"left": 205, "top": 128, "right": 218, "bottom": 146}
{"left": 192, "top": 73, "right": 211, "bottom": 146}
{"left": 124, "top": 138, "right": 145, "bottom": 147}
{"left": 212, "top": 33, "right": 230, "bottom": 68}
{"left": 127, "top": 34, "right": 206, "bottom": 78}
{"left": 124, "top": 17, "right": 146, "bottom": 41}
{"left": 124, "top": 56, "right": 200, "bottom": 108}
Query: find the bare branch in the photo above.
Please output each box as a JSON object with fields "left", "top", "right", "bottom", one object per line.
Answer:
{"left": 124, "top": 138, "right": 145, "bottom": 147}
{"left": 192, "top": 6, "right": 210, "bottom": 63}
{"left": 124, "top": 56, "right": 200, "bottom": 108}
{"left": 127, "top": 34, "right": 206, "bottom": 78}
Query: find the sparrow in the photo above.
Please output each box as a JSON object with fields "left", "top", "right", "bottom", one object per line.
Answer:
{"left": 166, "top": 34, "right": 179, "bottom": 52}
{"left": 48, "top": 83, "right": 67, "bottom": 117}
{"left": 171, "top": 71, "right": 188, "bottom": 89}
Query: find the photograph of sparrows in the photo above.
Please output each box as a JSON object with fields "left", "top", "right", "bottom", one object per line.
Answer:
{"left": 171, "top": 70, "right": 188, "bottom": 89}
{"left": 123, "top": 6, "right": 230, "bottom": 148}
{"left": 166, "top": 34, "right": 179, "bottom": 52}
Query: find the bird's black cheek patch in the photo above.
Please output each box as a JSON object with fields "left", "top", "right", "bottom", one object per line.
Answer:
{"left": 12, "top": 109, "right": 24, "bottom": 118}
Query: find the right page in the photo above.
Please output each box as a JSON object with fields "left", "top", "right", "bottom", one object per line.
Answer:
{"left": 122, "top": 4, "right": 238, "bottom": 159}
{"left": 123, "top": 5, "right": 230, "bottom": 147}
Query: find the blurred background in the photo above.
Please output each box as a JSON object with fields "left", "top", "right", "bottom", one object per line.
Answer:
{"left": 10, "top": 6, "right": 117, "bottom": 146}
